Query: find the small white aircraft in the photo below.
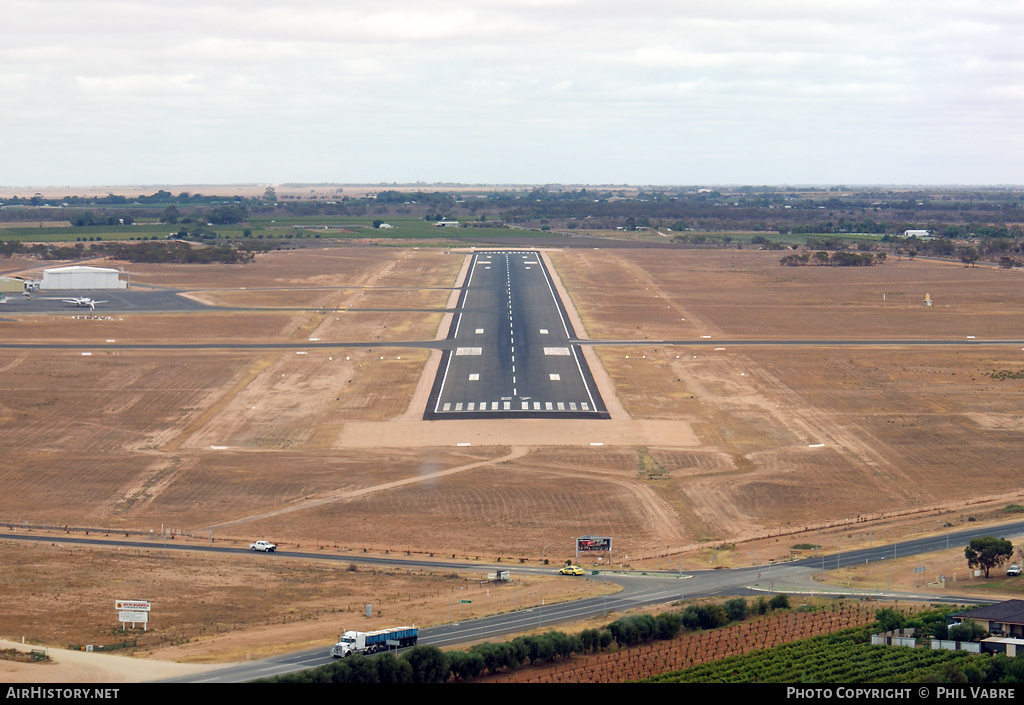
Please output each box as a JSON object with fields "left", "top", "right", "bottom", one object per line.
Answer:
{"left": 62, "top": 296, "right": 108, "bottom": 310}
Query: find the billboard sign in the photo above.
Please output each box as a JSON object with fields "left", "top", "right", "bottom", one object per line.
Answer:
{"left": 576, "top": 536, "right": 611, "bottom": 552}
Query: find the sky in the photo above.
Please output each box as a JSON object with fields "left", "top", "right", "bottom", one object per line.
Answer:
{"left": 3, "top": 1, "right": 1022, "bottom": 187}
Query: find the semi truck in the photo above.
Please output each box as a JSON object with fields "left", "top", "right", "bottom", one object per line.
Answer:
{"left": 331, "top": 626, "right": 418, "bottom": 657}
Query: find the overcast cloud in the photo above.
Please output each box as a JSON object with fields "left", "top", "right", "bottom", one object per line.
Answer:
{"left": 2, "top": 0, "right": 1021, "bottom": 186}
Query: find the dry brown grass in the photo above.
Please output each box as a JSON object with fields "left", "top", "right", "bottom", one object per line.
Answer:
{"left": 0, "top": 538, "right": 610, "bottom": 663}
{"left": 3, "top": 245, "right": 1024, "bottom": 663}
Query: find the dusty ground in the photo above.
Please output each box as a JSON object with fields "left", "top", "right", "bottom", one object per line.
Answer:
{"left": 0, "top": 537, "right": 614, "bottom": 681}
{"left": 3, "top": 245, "right": 1024, "bottom": 676}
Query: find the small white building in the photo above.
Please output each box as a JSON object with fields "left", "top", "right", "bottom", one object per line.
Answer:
{"left": 434, "top": 220, "right": 460, "bottom": 228}
{"left": 904, "top": 229, "right": 930, "bottom": 238}
{"left": 41, "top": 265, "right": 127, "bottom": 290}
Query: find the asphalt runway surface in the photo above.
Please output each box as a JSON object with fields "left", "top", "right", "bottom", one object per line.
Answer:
{"left": 423, "top": 250, "right": 609, "bottom": 420}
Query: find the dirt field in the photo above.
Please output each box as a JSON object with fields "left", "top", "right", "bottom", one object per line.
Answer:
{"left": 3, "top": 245, "right": 1024, "bottom": 674}
{"left": 0, "top": 538, "right": 616, "bottom": 682}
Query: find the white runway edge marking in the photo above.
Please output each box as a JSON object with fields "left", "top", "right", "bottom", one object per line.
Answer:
{"left": 456, "top": 347, "right": 483, "bottom": 355}
{"left": 544, "top": 347, "right": 571, "bottom": 355}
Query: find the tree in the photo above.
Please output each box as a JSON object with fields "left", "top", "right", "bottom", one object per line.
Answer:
{"left": 875, "top": 607, "right": 906, "bottom": 632}
{"left": 401, "top": 644, "right": 447, "bottom": 683}
{"left": 958, "top": 245, "right": 979, "bottom": 267}
{"left": 948, "top": 619, "right": 987, "bottom": 642}
{"left": 965, "top": 536, "right": 1013, "bottom": 577}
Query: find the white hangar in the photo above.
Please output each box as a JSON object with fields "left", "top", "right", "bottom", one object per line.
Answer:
{"left": 41, "top": 265, "right": 128, "bottom": 290}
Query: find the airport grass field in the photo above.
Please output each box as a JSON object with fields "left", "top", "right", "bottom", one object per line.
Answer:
{"left": 3, "top": 244, "right": 1024, "bottom": 666}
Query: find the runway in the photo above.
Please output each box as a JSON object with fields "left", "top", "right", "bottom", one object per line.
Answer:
{"left": 424, "top": 250, "right": 609, "bottom": 420}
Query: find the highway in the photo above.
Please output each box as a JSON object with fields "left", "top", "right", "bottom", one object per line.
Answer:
{"left": 424, "top": 250, "right": 608, "bottom": 419}
{"left": 4, "top": 517, "right": 1020, "bottom": 682}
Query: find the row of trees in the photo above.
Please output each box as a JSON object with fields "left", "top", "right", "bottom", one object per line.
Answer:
{"left": 270, "top": 594, "right": 792, "bottom": 683}
{"left": 780, "top": 251, "right": 884, "bottom": 267}
{"left": 6, "top": 186, "right": 1023, "bottom": 237}
{"left": 0, "top": 239, "right": 255, "bottom": 264}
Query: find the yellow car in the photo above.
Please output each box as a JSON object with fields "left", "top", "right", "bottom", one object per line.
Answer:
{"left": 559, "top": 565, "right": 584, "bottom": 576}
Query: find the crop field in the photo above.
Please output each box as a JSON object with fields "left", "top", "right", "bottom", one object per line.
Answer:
{"left": 480, "top": 602, "right": 878, "bottom": 683}
{"left": 3, "top": 244, "right": 1024, "bottom": 663}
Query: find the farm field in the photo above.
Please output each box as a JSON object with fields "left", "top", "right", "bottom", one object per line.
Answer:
{"left": 477, "top": 600, "right": 878, "bottom": 683}
{"left": 3, "top": 245, "right": 1024, "bottom": 667}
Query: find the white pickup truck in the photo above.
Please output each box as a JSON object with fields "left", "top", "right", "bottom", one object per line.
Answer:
{"left": 249, "top": 540, "right": 277, "bottom": 552}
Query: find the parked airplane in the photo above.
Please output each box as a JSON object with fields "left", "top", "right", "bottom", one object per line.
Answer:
{"left": 62, "top": 296, "right": 107, "bottom": 310}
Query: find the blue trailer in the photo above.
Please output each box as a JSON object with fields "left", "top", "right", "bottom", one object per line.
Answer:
{"left": 331, "top": 626, "right": 418, "bottom": 657}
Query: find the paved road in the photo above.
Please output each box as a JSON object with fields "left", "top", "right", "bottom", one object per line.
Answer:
{"left": 5, "top": 517, "right": 1020, "bottom": 682}
{"left": 424, "top": 250, "right": 608, "bottom": 419}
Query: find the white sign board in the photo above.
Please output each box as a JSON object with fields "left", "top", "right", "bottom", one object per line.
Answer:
{"left": 118, "top": 611, "right": 149, "bottom": 623}
{"left": 115, "top": 600, "right": 151, "bottom": 612}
